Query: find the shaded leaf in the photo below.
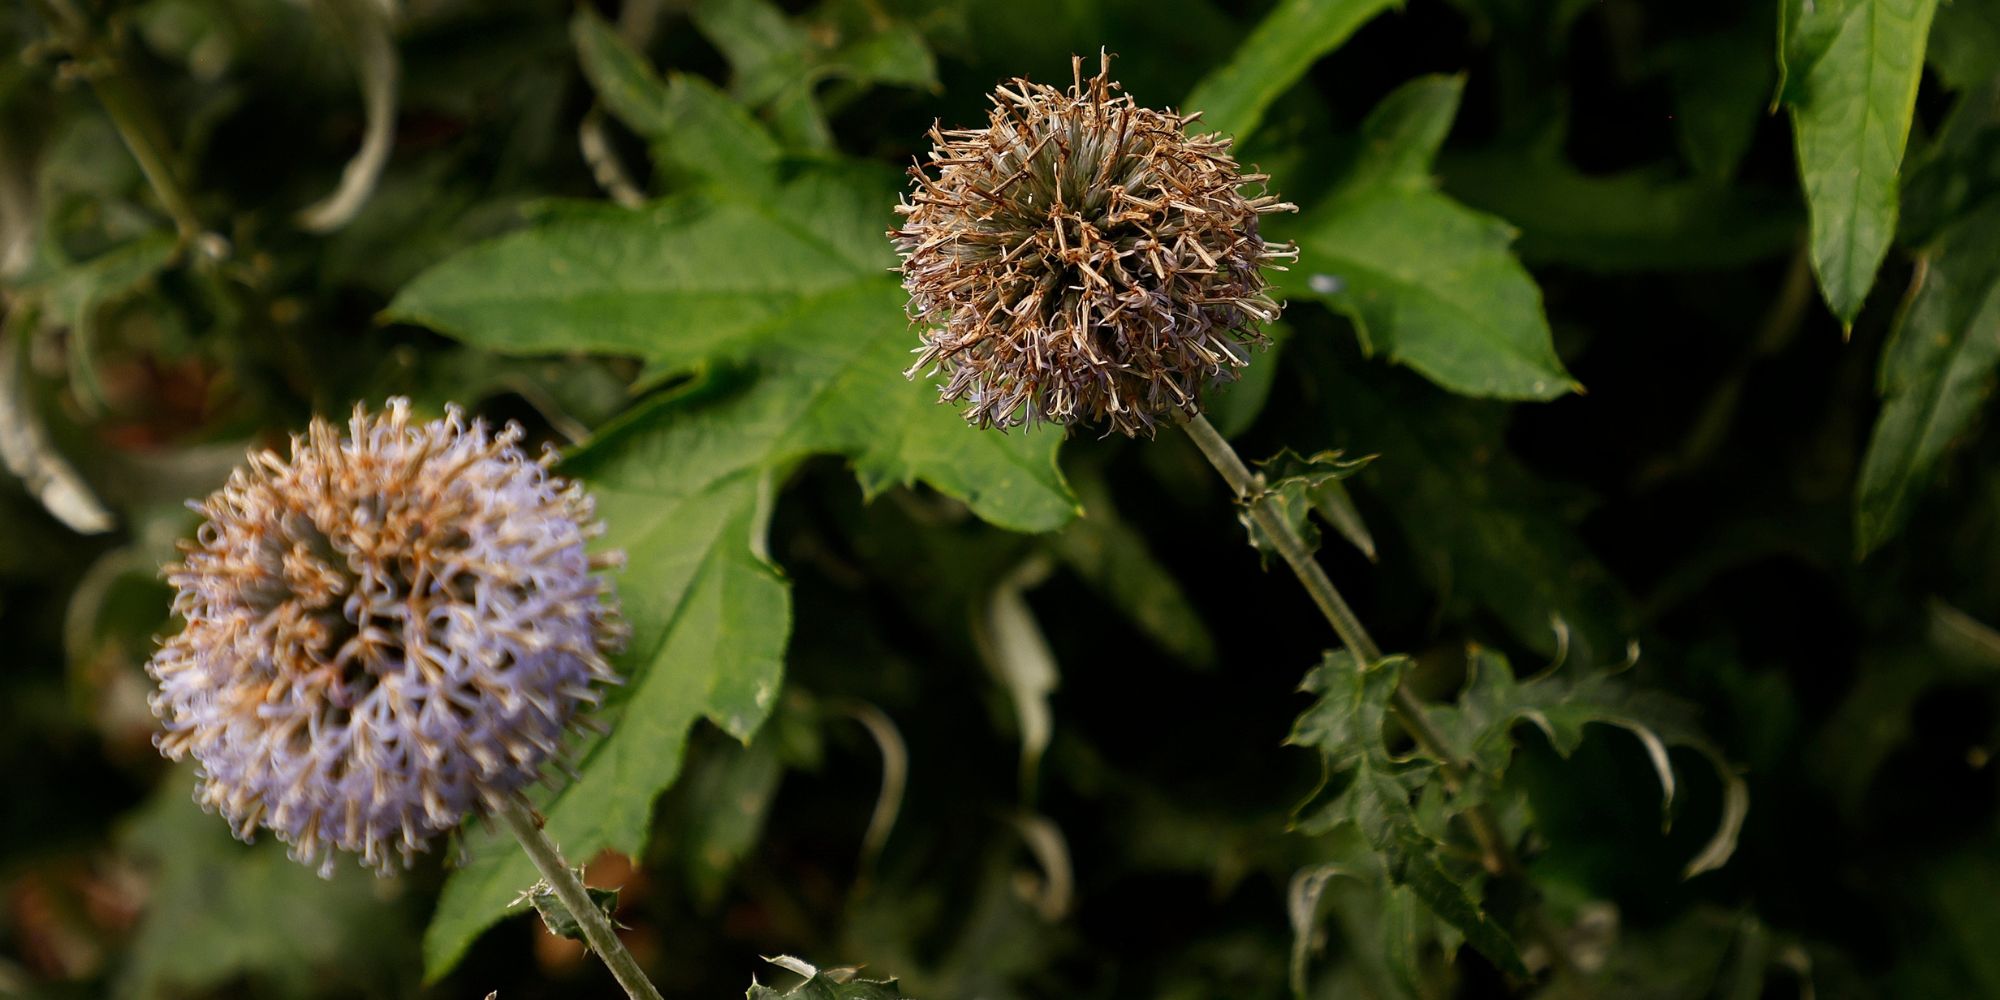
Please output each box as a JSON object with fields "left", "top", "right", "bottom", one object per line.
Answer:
{"left": 1050, "top": 466, "right": 1218, "bottom": 667}
{"left": 1322, "top": 366, "right": 1628, "bottom": 667}
{"left": 1670, "top": 23, "right": 1776, "bottom": 181}
{"left": 1441, "top": 150, "right": 1800, "bottom": 273}
{"left": 0, "top": 316, "right": 114, "bottom": 533}
{"left": 115, "top": 770, "right": 415, "bottom": 999}
{"left": 1929, "top": 0, "right": 2000, "bottom": 90}
{"left": 664, "top": 720, "right": 793, "bottom": 910}
{"left": 690, "top": 0, "right": 938, "bottom": 150}
{"left": 1855, "top": 197, "right": 2000, "bottom": 555}
{"left": 1206, "top": 323, "right": 1292, "bottom": 437}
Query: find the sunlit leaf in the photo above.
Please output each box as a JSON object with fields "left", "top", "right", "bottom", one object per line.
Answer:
{"left": 1780, "top": 0, "right": 1939, "bottom": 324}
{"left": 1183, "top": 0, "right": 1399, "bottom": 142}
{"left": 1289, "top": 75, "right": 1577, "bottom": 400}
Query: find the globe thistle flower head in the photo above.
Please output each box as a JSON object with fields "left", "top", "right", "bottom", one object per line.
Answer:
{"left": 894, "top": 52, "right": 1298, "bottom": 437}
{"left": 147, "top": 399, "right": 625, "bottom": 876}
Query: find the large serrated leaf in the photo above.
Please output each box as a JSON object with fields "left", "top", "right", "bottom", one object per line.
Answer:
{"left": 423, "top": 465, "right": 788, "bottom": 979}
{"left": 1290, "top": 75, "right": 1577, "bottom": 401}
{"left": 400, "top": 163, "right": 1074, "bottom": 977}
{"left": 1781, "top": 0, "right": 1939, "bottom": 324}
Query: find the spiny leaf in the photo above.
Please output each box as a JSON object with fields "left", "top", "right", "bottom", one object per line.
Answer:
{"left": 1242, "top": 448, "right": 1374, "bottom": 558}
{"left": 747, "top": 955, "right": 907, "bottom": 999}
{"left": 1290, "top": 75, "right": 1577, "bottom": 400}
{"left": 522, "top": 882, "right": 622, "bottom": 943}
{"left": 1855, "top": 197, "right": 2000, "bottom": 556}
{"left": 1781, "top": 0, "right": 1939, "bottom": 324}
{"left": 1288, "top": 652, "right": 1527, "bottom": 976}
{"left": 1427, "top": 647, "right": 1747, "bottom": 878}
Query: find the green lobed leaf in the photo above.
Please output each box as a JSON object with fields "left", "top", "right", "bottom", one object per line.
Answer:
{"left": 1183, "top": 0, "right": 1400, "bottom": 142}
{"left": 1289, "top": 75, "right": 1578, "bottom": 400}
{"left": 1781, "top": 0, "right": 1940, "bottom": 324}
{"left": 383, "top": 193, "right": 879, "bottom": 370}
{"left": 1426, "top": 647, "right": 1748, "bottom": 878}
{"left": 1289, "top": 652, "right": 1527, "bottom": 977}
{"left": 1855, "top": 197, "right": 2000, "bottom": 555}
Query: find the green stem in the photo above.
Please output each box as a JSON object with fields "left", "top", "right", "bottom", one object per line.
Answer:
{"left": 495, "top": 793, "right": 665, "bottom": 1000}
{"left": 1180, "top": 413, "right": 1512, "bottom": 874}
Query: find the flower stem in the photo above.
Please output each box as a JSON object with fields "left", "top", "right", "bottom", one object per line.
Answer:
{"left": 1179, "top": 413, "right": 1512, "bottom": 873}
{"left": 495, "top": 793, "right": 665, "bottom": 1000}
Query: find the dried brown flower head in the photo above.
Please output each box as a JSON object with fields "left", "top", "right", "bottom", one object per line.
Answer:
{"left": 894, "top": 52, "right": 1297, "bottom": 436}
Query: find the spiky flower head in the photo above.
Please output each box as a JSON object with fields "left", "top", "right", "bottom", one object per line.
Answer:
{"left": 147, "top": 399, "right": 624, "bottom": 876}
{"left": 894, "top": 52, "right": 1298, "bottom": 437}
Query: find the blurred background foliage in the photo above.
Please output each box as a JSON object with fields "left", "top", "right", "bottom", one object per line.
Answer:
{"left": 5, "top": 0, "right": 2000, "bottom": 996}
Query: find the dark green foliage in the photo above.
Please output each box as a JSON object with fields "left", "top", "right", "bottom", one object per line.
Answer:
{"left": 7, "top": 0, "right": 2000, "bottom": 997}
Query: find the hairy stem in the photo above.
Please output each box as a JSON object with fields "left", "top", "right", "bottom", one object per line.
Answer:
{"left": 1179, "top": 413, "right": 1514, "bottom": 873}
{"left": 496, "top": 793, "right": 665, "bottom": 1000}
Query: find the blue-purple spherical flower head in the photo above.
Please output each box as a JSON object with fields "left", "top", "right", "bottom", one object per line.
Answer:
{"left": 147, "top": 399, "right": 624, "bottom": 876}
